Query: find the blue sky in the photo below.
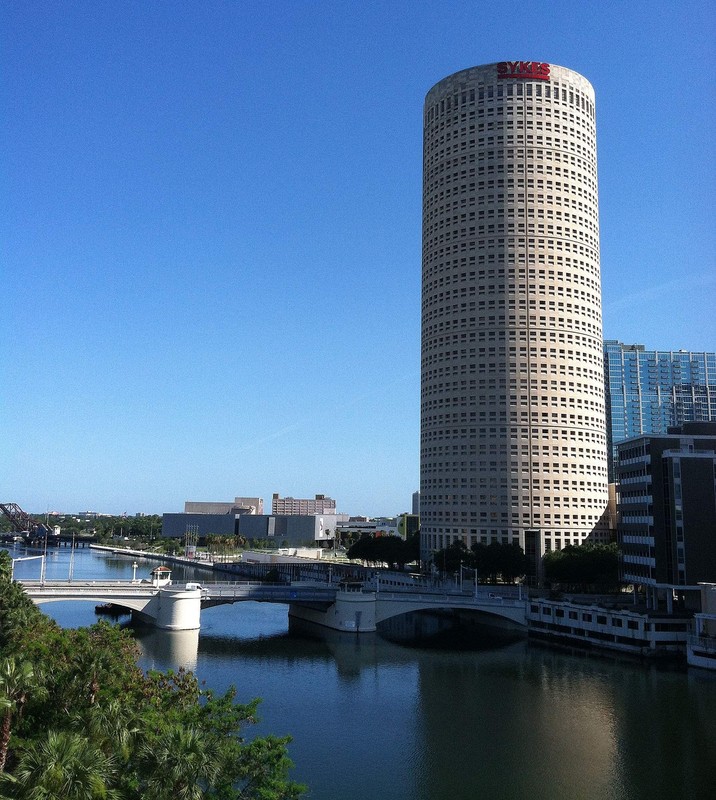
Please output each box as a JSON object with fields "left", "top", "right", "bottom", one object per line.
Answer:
{"left": 3, "top": 1, "right": 714, "bottom": 516}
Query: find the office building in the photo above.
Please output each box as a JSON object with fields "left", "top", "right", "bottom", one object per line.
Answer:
{"left": 399, "top": 513, "right": 420, "bottom": 540}
{"left": 421, "top": 61, "right": 609, "bottom": 563}
{"left": 604, "top": 340, "right": 716, "bottom": 481}
{"left": 616, "top": 422, "right": 716, "bottom": 606}
{"left": 271, "top": 494, "right": 336, "bottom": 515}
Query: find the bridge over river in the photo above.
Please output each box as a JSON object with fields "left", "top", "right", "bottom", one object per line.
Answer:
{"left": 20, "top": 578, "right": 527, "bottom": 632}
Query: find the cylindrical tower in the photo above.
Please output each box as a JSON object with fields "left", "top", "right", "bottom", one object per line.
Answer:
{"left": 420, "top": 62, "right": 609, "bottom": 567}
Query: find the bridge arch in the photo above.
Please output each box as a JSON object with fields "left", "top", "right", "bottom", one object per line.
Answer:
{"left": 30, "top": 595, "right": 150, "bottom": 614}
{"left": 374, "top": 594, "right": 527, "bottom": 628}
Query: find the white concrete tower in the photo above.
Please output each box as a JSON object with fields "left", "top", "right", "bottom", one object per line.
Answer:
{"left": 420, "top": 61, "right": 609, "bottom": 567}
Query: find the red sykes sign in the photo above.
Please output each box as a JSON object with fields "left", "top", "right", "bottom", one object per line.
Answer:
{"left": 497, "top": 61, "right": 550, "bottom": 80}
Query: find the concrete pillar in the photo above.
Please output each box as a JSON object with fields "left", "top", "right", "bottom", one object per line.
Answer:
{"left": 139, "top": 586, "right": 202, "bottom": 630}
{"left": 333, "top": 589, "right": 376, "bottom": 632}
{"left": 289, "top": 589, "right": 377, "bottom": 632}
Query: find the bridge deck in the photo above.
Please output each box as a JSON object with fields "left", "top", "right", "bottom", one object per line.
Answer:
{"left": 19, "top": 580, "right": 526, "bottom": 627}
{"left": 19, "top": 580, "right": 338, "bottom": 605}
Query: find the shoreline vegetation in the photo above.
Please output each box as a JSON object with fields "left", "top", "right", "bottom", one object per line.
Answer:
{"left": 0, "top": 550, "right": 305, "bottom": 800}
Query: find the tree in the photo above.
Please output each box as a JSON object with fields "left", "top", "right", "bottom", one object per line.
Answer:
{"left": 0, "top": 658, "right": 44, "bottom": 773}
{"left": 542, "top": 543, "right": 620, "bottom": 591}
{"left": 140, "top": 725, "right": 221, "bottom": 800}
{"left": 347, "top": 535, "right": 412, "bottom": 570}
{"left": 79, "top": 698, "right": 141, "bottom": 764}
{"left": 0, "top": 551, "right": 11, "bottom": 583}
{"left": 2, "top": 730, "right": 123, "bottom": 800}
{"left": 0, "top": 567, "right": 307, "bottom": 798}
{"left": 432, "top": 540, "right": 470, "bottom": 576}
{"left": 497, "top": 542, "right": 529, "bottom": 583}
{"left": 403, "top": 532, "right": 421, "bottom": 568}
{"left": 472, "top": 542, "right": 528, "bottom": 583}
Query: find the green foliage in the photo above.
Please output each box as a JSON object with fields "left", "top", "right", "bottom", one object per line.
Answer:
{"left": 472, "top": 542, "right": 529, "bottom": 583}
{"left": 346, "top": 535, "right": 415, "bottom": 569}
{"left": 1, "top": 729, "right": 124, "bottom": 800}
{"left": 0, "top": 551, "right": 11, "bottom": 583}
{"left": 0, "top": 573, "right": 305, "bottom": 798}
{"left": 432, "top": 541, "right": 469, "bottom": 575}
{"left": 431, "top": 540, "right": 528, "bottom": 583}
{"left": 542, "top": 542, "right": 621, "bottom": 591}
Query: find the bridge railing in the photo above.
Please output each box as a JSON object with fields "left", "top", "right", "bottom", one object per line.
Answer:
{"left": 374, "top": 590, "right": 526, "bottom": 608}
{"left": 19, "top": 580, "right": 156, "bottom": 591}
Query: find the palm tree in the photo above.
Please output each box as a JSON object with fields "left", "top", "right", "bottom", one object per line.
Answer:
{"left": 0, "top": 658, "right": 41, "bottom": 772}
{"left": 71, "top": 699, "right": 141, "bottom": 765}
{"left": 4, "top": 729, "right": 123, "bottom": 800}
{"left": 0, "top": 550, "right": 12, "bottom": 583}
{"left": 140, "top": 725, "right": 221, "bottom": 800}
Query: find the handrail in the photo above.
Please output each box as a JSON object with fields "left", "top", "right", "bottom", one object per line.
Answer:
{"left": 375, "top": 590, "right": 524, "bottom": 607}
{"left": 21, "top": 580, "right": 524, "bottom": 609}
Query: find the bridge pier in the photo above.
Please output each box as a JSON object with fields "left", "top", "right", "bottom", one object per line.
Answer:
{"left": 290, "top": 588, "right": 377, "bottom": 632}
{"left": 24, "top": 582, "right": 203, "bottom": 631}
{"left": 134, "top": 586, "right": 202, "bottom": 630}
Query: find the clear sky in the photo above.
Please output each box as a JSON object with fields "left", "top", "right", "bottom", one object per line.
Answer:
{"left": 3, "top": 0, "right": 714, "bottom": 517}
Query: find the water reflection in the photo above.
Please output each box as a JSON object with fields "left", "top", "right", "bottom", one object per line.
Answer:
{"left": 134, "top": 627, "right": 200, "bottom": 672}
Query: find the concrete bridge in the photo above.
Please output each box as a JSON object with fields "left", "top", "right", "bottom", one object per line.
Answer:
{"left": 20, "top": 577, "right": 527, "bottom": 632}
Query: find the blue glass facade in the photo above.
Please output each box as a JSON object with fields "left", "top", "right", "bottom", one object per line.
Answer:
{"left": 604, "top": 340, "right": 716, "bottom": 480}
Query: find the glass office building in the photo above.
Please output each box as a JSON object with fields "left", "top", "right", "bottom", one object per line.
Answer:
{"left": 604, "top": 340, "right": 716, "bottom": 480}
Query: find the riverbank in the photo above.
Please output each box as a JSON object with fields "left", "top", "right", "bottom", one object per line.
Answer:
{"left": 90, "top": 544, "right": 370, "bottom": 585}
{"left": 90, "top": 543, "right": 218, "bottom": 571}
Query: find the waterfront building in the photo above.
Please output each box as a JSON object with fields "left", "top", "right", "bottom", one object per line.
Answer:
{"left": 271, "top": 493, "right": 336, "bottom": 515}
{"left": 162, "top": 511, "right": 338, "bottom": 548}
{"left": 616, "top": 422, "right": 716, "bottom": 606}
{"left": 604, "top": 340, "right": 716, "bottom": 481}
{"left": 237, "top": 514, "right": 338, "bottom": 548}
{"left": 184, "top": 496, "right": 263, "bottom": 515}
{"left": 420, "top": 61, "right": 609, "bottom": 564}
{"left": 162, "top": 512, "right": 237, "bottom": 540}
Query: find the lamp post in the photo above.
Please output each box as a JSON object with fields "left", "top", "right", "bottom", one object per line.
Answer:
{"left": 132, "top": 561, "right": 138, "bottom": 583}
{"left": 68, "top": 531, "right": 76, "bottom": 582}
{"left": 41, "top": 526, "right": 48, "bottom": 585}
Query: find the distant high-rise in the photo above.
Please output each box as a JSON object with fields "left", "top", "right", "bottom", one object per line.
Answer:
{"left": 421, "top": 62, "right": 609, "bottom": 562}
{"left": 604, "top": 340, "right": 716, "bottom": 481}
{"left": 271, "top": 493, "right": 336, "bottom": 515}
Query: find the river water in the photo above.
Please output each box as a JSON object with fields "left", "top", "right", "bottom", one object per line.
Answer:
{"left": 7, "top": 544, "right": 716, "bottom": 800}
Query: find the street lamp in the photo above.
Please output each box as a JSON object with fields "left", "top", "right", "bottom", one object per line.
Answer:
{"left": 41, "top": 526, "right": 48, "bottom": 585}
{"left": 132, "top": 561, "right": 138, "bottom": 583}
{"left": 68, "top": 531, "right": 76, "bottom": 582}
